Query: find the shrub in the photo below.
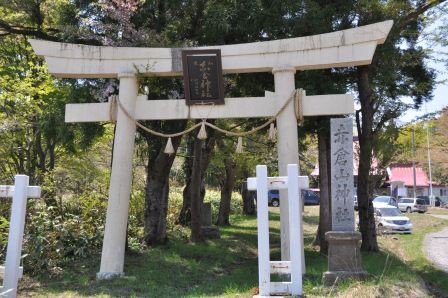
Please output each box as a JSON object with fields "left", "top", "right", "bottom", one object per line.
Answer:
{"left": 23, "top": 193, "right": 107, "bottom": 274}
{"left": 0, "top": 215, "right": 9, "bottom": 260}
{"left": 167, "top": 187, "right": 243, "bottom": 227}
{"left": 2, "top": 184, "right": 244, "bottom": 274}
{"left": 204, "top": 188, "right": 243, "bottom": 222}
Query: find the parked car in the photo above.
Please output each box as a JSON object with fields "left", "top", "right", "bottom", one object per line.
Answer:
{"left": 354, "top": 195, "right": 358, "bottom": 211}
{"left": 265, "top": 188, "right": 320, "bottom": 207}
{"left": 268, "top": 189, "right": 280, "bottom": 207}
{"left": 416, "top": 196, "right": 430, "bottom": 205}
{"left": 302, "top": 189, "right": 320, "bottom": 205}
{"left": 435, "top": 196, "right": 448, "bottom": 208}
{"left": 398, "top": 197, "right": 427, "bottom": 213}
{"left": 374, "top": 206, "right": 413, "bottom": 234}
{"left": 440, "top": 197, "right": 448, "bottom": 208}
{"left": 372, "top": 196, "right": 398, "bottom": 208}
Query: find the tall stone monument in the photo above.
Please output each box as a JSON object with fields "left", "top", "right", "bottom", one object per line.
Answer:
{"left": 323, "top": 118, "right": 368, "bottom": 284}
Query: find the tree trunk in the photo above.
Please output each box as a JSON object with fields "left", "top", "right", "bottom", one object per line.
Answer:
{"left": 144, "top": 132, "right": 184, "bottom": 246}
{"left": 241, "top": 170, "right": 256, "bottom": 215}
{"left": 177, "top": 135, "right": 194, "bottom": 226}
{"left": 178, "top": 126, "right": 216, "bottom": 227}
{"left": 190, "top": 137, "right": 204, "bottom": 242}
{"left": 189, "top": 125, "right": 216, "bottom": 242}
{"left": 356, "top": 66, "right": 379, "bottom": 252}
{"left": 315, "top": 118, "right": 332, "bottom": 254}
{"left": 216, "top": 157, "right": 236, "bottom": 226}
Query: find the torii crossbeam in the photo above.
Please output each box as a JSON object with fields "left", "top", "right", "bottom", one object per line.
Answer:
{"left": 65, "top": 92, "right": 353, "bottom": 122}
{"left": 30, "top": 20, "right": 392, "bottom": 280}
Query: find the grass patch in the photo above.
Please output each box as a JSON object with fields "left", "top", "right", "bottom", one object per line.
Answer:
{"left": 21, "top": 215, "right": 260, "bottom": 298}
{"left": 17, "top": 205, "right": 448, "bottom": 297}
{"left": 379, "top": 212, "right": 448, "bottom": 296}
{"left": 427, "top": 206, "right": 448, "bottom": 215}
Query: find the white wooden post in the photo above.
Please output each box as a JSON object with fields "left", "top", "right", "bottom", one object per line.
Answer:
{"left": 287, "top": 164, "right": 302, "bottom": 296}
{"left": 273, "top": 67, "right": 298, "bottom": 262}
{"left": 1, "top": 175, "right": 41, "bottom": 298}
{"left": 248, "top": 164, "right": 308, "bottom": 297}
{"left": 256, "top": 165, "right": 270, "bottom": 296}
{"left": 2, "top": 175, "right": 28, "bottom": 298}
{"left": 98, "top": 73, "right": 138, "bottom": 279}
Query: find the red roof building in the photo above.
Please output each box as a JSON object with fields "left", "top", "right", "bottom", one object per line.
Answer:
{"left": 386, "top": 164, "right": 448, "bottom": 198}
{"left": 387, "top": 164, "right": 429, "bottom": 187}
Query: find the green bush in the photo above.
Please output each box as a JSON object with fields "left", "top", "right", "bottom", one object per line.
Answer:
{"left": 167, "top": 187, "right": 243, "bottom": 227}
{"left": 0, "top": 215, "right": 9, "bottom": 259}
{"left": 2, "top": 184, "right": 244, "bottom": 274}
{"left": 204, "top": 188, "right": 243, "bottom": 222}
{"left": 23, "top": 193, "right": 107, "bottom": 274}
{"left": 127, "top": 187, "right": 146, "bottom": 250}
{"left": 166, "top": 188, "right": 190, "bottom": 240}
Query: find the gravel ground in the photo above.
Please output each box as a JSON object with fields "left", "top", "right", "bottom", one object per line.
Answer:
{"left": 424, "top": 217, "right": 448, "bottom": 273}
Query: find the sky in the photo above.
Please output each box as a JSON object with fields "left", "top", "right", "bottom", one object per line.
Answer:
{"left": 400, "top": 59, "right": 448, "bottom": 123}
{"left": 399, "top": 15, "right": 448, "bottom": 124}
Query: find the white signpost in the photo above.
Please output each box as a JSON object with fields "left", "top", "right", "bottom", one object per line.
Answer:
{"left": 0, "top": 175, "right": 41, "bottom": 298}
{"left": 247, "top": 164, "right": 308, "bottom": 297}
{"left": 29, "top": 20, "right": 392, "bottom": 279}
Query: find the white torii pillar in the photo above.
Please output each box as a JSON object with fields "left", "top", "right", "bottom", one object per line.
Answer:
{"left": 97, "top": 73, "right": 138, "bottom": 278}
{"left": 273, "top": 67, "right": 298, "bottom": 261}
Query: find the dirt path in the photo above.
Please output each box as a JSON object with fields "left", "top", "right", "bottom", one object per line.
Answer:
{"left": 424, "top": 216, "right": 448, "bottom": 273}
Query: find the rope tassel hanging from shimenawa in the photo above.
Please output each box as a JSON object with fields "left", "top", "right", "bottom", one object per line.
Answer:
{"left": 197, "top": 120, "right": 208, "bottom": 140}
{"left": 164, "top": 137, "right": 175, "bottom": 155}
{"left": 235, "top": 137, "right": 243, "bottom": 153}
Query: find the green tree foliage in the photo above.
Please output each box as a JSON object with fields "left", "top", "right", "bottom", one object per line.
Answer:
{"left": 348, "top": 0, "right": 445, "bottom": 251}
{"left": 0, "top": 0, "right": 111, "bottom": 268}
{"left": 395, "top": 108, "right": 448, "bottom": 185}
{"left": 1, "top": 0, "right": 446, "bottom": 260}
{"left": 0, "top": 36, "right": 104, "bottom": 185}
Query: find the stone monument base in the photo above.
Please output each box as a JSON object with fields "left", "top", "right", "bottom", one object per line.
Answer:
{"left": 201, "top": 225, "right": 221, "bottom": 239}
{"left": 323, "top": 231, "right": 368, "bottom": 286}
{"left": 323, "top": 270, "right": 369, "bottom": 285}
{"left": 96, "top": 271, "right": 124, "bottom": 280}
{"left": 200, "top": 202, "right": 220, "bottom": 239}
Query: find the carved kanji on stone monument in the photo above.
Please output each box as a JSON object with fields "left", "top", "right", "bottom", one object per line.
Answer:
{"left": 330, "top": 118, "right": 354, "bottom": 231}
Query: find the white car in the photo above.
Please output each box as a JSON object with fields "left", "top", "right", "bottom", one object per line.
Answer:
{"left": 372, "top": 196, "right": 398, "bottom": 208}
{"left": 374, "top": 206, "right": 413, "bottom": 234}
{"left": 398, "top": 197, "right": 427, "bottom": 213}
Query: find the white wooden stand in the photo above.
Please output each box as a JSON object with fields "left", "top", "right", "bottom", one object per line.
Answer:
{"left": 248, "top": 164, "right": 309, "bottom": 297}
{"left": 0, "top": 175, "right": 41, "bottom": 298}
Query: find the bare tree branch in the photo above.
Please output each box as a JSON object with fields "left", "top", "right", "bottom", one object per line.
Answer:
{"left": 0, "top": 19, "right": 60, "bottom": 41}
{"left": 394, "top": 0, "right": 448, "bottom": 34}
{"left": 373, "top": 107, "right": 401, "bottom": 135}
{"left": 0, "top": 19, "right": 103, "bottom": 46}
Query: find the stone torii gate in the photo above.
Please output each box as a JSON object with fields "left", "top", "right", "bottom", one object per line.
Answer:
{"left": 30, "top": 20, "right": 392, "bottom": 279}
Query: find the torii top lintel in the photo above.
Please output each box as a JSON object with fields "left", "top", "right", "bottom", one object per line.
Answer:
{"left": 30, "top": 21, "right": 392, "bottom": 79}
